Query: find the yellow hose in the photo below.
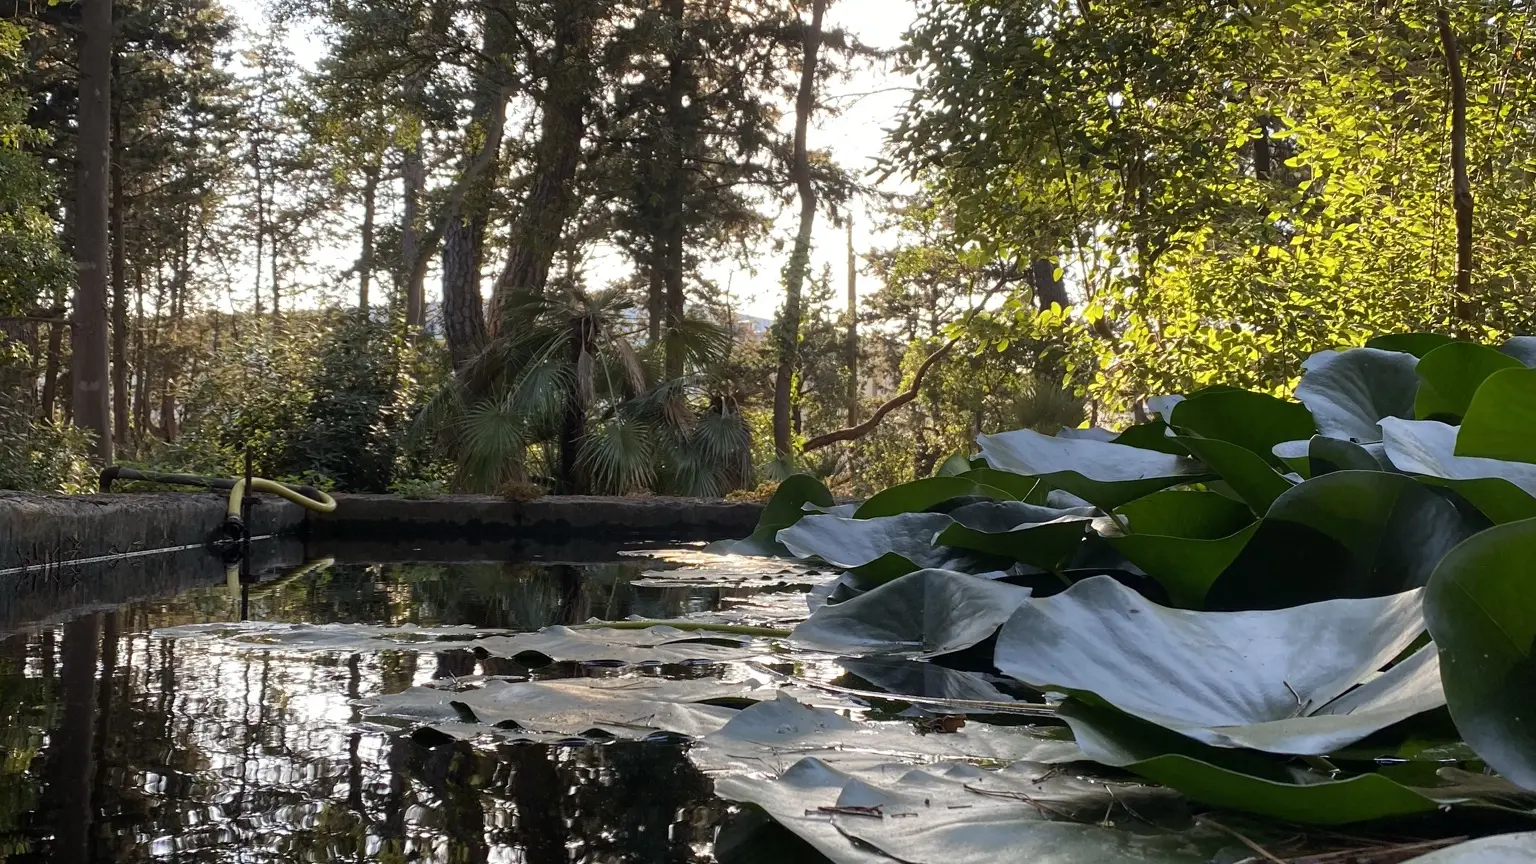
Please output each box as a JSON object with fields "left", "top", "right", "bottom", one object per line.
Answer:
{"left": 227, "top": 477, "right": 338, "bottom": 518}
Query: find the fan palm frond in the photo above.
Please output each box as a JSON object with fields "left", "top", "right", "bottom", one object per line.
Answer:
{"left": 456, "top": 396, "right": 530, "bottom": 492}
{"left": 580, "top": 415, "right": 656, "bottom": 494}
{"left": 664, "top": 316, "right": 734, "bottom": 371}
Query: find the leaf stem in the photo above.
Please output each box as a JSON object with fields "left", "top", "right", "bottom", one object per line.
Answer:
{"left": 571, "top": 619, "right": 793, "bottom": 638}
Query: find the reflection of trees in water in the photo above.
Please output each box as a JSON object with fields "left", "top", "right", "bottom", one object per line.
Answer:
{"left": 0, "top": 617, "right": 727, "bottom": 862}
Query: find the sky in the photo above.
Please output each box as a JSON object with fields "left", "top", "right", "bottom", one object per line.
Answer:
{"left": 234, "top": 0, "right": 921, "bottom": 322}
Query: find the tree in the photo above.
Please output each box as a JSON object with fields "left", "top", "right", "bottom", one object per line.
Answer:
{"left": 772, "top": 0, "right": 828, "bottom": 461}
{"left": 73, "top": 0, "right": 113, "bottom": 464}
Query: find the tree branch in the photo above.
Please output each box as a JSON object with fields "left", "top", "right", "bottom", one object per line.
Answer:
{"left": 802, "top": 334, "right": 959, "bottom": 452}
{"left": 1439, "top": 8, "right": 1475, "bottom": 324}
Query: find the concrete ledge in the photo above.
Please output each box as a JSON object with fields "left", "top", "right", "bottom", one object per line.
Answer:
{"left": 0, "top": 490, "right": 307, "bottom": 572}
{"left": 309, "top": 494, "right": 764, "bottom": 545}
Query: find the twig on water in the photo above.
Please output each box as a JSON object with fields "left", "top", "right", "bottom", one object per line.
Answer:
{"left": 1195, "top": 814, "right": 1286, "bottom": 864}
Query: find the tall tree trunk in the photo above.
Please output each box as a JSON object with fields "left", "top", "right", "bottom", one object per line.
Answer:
{"left": 489, "top": 3, "right": 598, "bottom": 325}
{"left": 660, "top": 0, "right": 689, "bottom": 379}
{"left": 1029, "top": 258, "right": 1068, "bottom": 310}
{"left": 558, "top": 318, "right": 591, "bottom": 494}
{"left": 132, "top": 261, "right": 147, "bottom": 440}
{"left": 40, "top": 314, "right": 65, "bottom": 422}
{"left": 110, "top": 86, "right": 128, "bottom": 452}
{"left": 846, "top": 220, "right": 858, "bottom": 428}
{"left": 73, "top": 0, "right": 114, "bottom": 465}
{"left": 359, "top": 161, "right": 380, "bottom": 314}
{"left": 772, "top": 0, "right": 827, "bottom": 461}
{"left": 647, "top": 255, "right": 664, "bottom": 345}
{"left": 1439, "top": 10, "right": 1475, "bottom": 324}
{"left": 401, "top": 124, "right": 427, "bottom": 330}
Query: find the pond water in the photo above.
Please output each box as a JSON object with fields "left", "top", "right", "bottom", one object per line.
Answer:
{"left": 0, "top": 547, "right": 823, "bottom": 863}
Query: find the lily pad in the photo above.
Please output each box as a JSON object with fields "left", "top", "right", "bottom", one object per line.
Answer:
{"left": 1272, "top": 436, "right": 1392, "bottom": 479}
{"left": 1405, "top": 833, "right": 1536, "bottom": 863}
{"left": 977, "top": 429, "right": 1209, "bottom": 510}
{"left": 779, "top": 514, "right": 991, "bottom": 583}
{"left": 1380, "top": 418, "right": 1536, "bottom": 524}
{"left": 1295, "top": 348, "right": 1421, "bottom": 443}
{"left": 1367, "top": 333, "right": 1458, "bottom": 358}
{"left": 1170, "top": 434, "right": 1295, "bottom": 514}
{"left": 1424, "top": 519, "right": 1536, "bottom": 791}
{"left": 855, "top": 476, "right": 1015, "bottom": 519}
{"left": 1113, "top": 420, "right": 1189, "bottom": 455}
{"left": 1059, "top": 700, "right": 1444, "bottom": 825}
{"left": 1167, "top": 390, "right": 1315, "bottom": 467}
{"left": 935, "top": 501, "right": 1095, "bottom": 571}
{"left": 995, "top": 576, "right": 1437, "bottom": 754}
{"left": 790, "top": 569, "right": 1032, "bottom": 658}
{"left": 1102, "top": 491, "right": 1260, "bottom": 608}
{"left": 839, "top": 658, "right": 1021, "bottom": 710}
{"left": 1455, "top": 368, "right": 1536, "bottom": 464}
{"left": 1207, "top": 470, "right": 1476, "bottom": 610}
{"left": 1414, "top": 341, "right": 1524, "bottom": 421}
{"left": 1500, "top": 336, "right": 1536, "bottom": 367}
{"left": 710, "top": 753, "right": 1219, "bottom": 864}
{"left": 713, "top": 474, "right": 836, "bottom": 555}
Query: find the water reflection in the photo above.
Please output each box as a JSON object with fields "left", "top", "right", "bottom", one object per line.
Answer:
{"left": 0, "top": 557, "right": 777, "bottom": 863}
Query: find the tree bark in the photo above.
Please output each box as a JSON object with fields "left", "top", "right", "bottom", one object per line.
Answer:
{"left": 1439, "top": 9, "right": 1475, "bottom": 323}
{"left": 772, "top": 0, "right": 827, "bottom": 461}
{"left": 73, "top": 0, "right": 114, "bottom": 465}
{"left": 660, "top": 0, "right": 689, "bottom": 380}
{"left": 490, "top": 3, "right": 598, "bottom": 330}
{"left": 401, "top": 124, "right": 427, "bottom": 330}
{"left": 359, "top": 161, "right": 380, "bottom": 313}
{"left": 1029, "top": 258, "right": 1068, "bottom": 310}
{"left": 846, "top": 220, "right": 858, "bottom": 427}
{"left": 110, "top": 85, "right": 128, "bottom": 451}
{"left": 40, "top": 315, "right": 65, "bottom": 422}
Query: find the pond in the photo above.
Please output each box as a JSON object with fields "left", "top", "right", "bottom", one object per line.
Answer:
{"left": 0, "top": 547, "right": 824, "bottom": 863}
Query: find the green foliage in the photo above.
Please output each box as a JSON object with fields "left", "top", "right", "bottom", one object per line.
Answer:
{"left": 720, "top": 340, "right": 1536, "bottom": 826}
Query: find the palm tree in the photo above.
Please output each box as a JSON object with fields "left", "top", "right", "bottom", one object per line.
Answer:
{"left": 418, "top": 284, "right": 753, "bottom": 496}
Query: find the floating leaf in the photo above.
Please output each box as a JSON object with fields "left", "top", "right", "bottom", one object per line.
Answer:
{"left": 1295, "top": 348, "right": 1420, "bottom": 443}
{"left": 935, "top": 501, "right": 1095, "bottom": 571}
{"left": 995, "top": 577, "right": 1437, "bottom": 754}
{"left": 1059, "top": 701, "right": 1443, "bottom": 825}
{"left": 1380, "top": 418, "right": 1536, "bottom": 524}
{"left": 712, "top": 474, "right": 836, "bottom": 555}
{"left": 1272, "top": 436, "right": 1391, "bottom": 479}
{"left": 1500, "top": 336, "right": 1536, "bottom": 367}
{"left": 855, "top": 476, "right": 1016, "bottom": 519}
{"left": 1455, "top": 368, "right": 1536, "bottom": 464}
{"left": 1414, "top": 341, "right": 1523, "bottom": 421}
{"left": 1405, "top": 833, "right": 1536, "bottom": 862}
{"left": 1103, "top": 491, "right": 1259, "bottom": 608}
{"left": 1171, "top": 434, "right": 1295, "bottom": 514}
{"left": 977, "top": 429, "right": 1208, "bottom": 510}
{"left": 1207, "top": 470, "right": 1476, "bottom": 610}
{"left": 1168, "top": 390, "right": 1315, "bottom": 467}
{"left": 1424, "top": 519, "right": 1536, "bottom": 792}
{"left": 779, "top": 514, "right": 990, "bottom": 583}
{"left": 1366, "top": 333, "right": 1458, "bottom": 358}
{"left": 1113, "top": 420, "right": 1189, "bottom": 455}
{"left": 790, "top": 569, "right": 1031, "bottom": 658}
{"left": 710, "top": 752, "right": 1218, "bottom": 864}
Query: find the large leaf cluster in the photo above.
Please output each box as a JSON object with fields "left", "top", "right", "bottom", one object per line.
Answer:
{"left": 726, "top": 338, "right": 1536, "bottom": 825}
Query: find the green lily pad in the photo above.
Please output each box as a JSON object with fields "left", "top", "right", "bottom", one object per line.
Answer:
{"left": 854, "top": 475, "right": 1015, "bottom": 519}
{"left": 778, "top": 513, "right": 990, "bottom": 584}
{"left": 1059, "top": 700, "right": 1443, "bottom": 825}
{"left": 1113, "top": 420, "right": 1189, "bottom": 455}
{"left": 935, "top": 453, "right": 974, "bottom": 477}
{"left": 1380, "top": 418, "right": 1536, "bottom": 524}
{"left": 1272, "top": 436, "right": 1391, "bottom": 479}
{"left": 1414, "top": 341, "right": 1524, "bottom": 422}
{"left": 1171, "top": 434, "right": 1296, "bottom": 514}
{"left": 1207, "top": 470, "right": 1476, "bottom": 610}
{"left": 712, "top": 474, "right": 835, "bottom": 555}
{"left": 790, "top": 569, "right": 1032, "bottom": 658}
{"left": 1295, "top": 348, "right": 1421, "bottom": 443}
{"left": 977, "top": 429, "right": 1209, "bottom": 510}
{"left": 1103, "top": 491, "right": 1260, "bottom": 608}
{"left": 1167, "top": 390, "right": 1315, "bottom": 467}
{"left": 995, "top": 576, "right": 1438, "bottom": 755}
{"left": 1424, "top": 519, "right": 1536, "bottom": 791}
{"left": 1456, "top": 368, "right": 1536, "bottom": 464}
{"left": 1366, "top": 333, "right": 1458, "bottom": 358}
{"left": 959, "top": 467, "right": 1044, "bottom": 501}
{"left": 935, "top": 501, "right": 1095, "bottom": 571}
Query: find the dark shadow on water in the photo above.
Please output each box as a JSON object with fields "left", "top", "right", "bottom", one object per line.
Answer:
{"left": 0, "top": 553, "right": 822, "bottom": 863}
